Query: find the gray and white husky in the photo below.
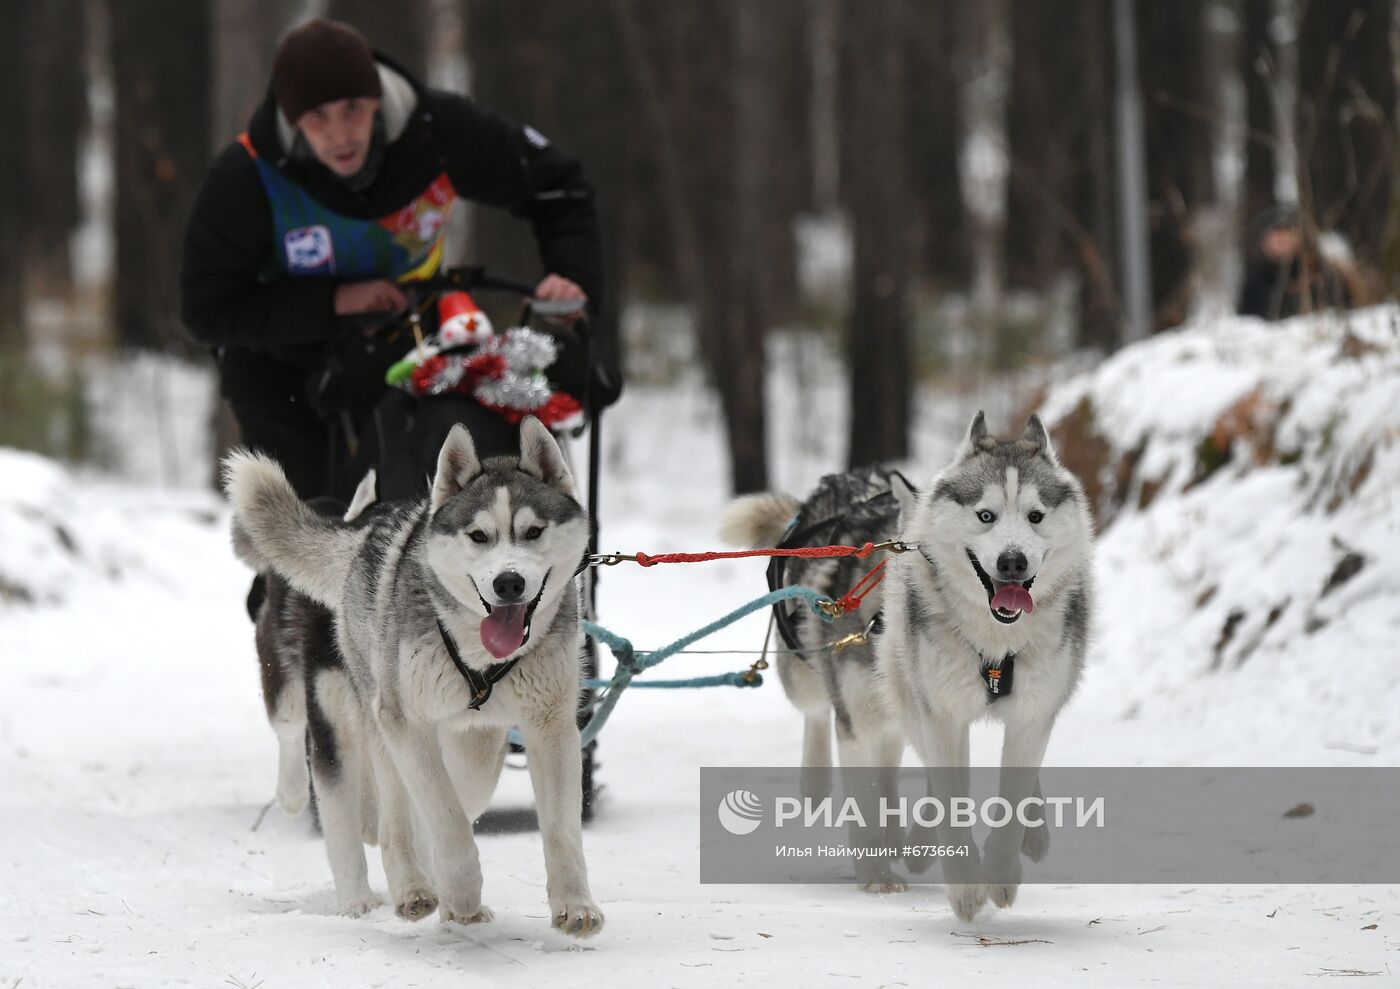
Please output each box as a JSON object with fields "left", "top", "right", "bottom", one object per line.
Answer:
{"left": 724, "top": 412, "right": 1094, "bottom": 920}
{"left": 243, "top": 465, "right": 380, "bottom": 823}
{"left": 239, "top": 471, "right": 384, "bottom": 885}
{"left": 225, "top": 417, "right": 604, "bottom": 937}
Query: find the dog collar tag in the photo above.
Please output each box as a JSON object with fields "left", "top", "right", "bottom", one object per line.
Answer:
{"left": 980, "top": 655, "right": 1014, "bottom": 702}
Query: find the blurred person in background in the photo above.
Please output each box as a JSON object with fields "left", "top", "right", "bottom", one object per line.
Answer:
{"left": 1238, "top": 205, "right": 1358, "bottom": 320}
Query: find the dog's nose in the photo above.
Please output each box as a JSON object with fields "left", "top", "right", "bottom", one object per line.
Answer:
{"left": 493, "top": 571, "right": 527, "bottom": 602}
{"left": 997, "top": 550, "right": 1028, "bottom": 581}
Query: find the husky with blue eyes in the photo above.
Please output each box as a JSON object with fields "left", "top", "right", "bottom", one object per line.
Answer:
{"left": 224, "top": 417, "right": 603, "bottom": 937}
{"left": 723, "top": 412, "right": 1094, "bottom": 922}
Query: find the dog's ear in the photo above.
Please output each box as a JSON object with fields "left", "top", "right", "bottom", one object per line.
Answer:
{"left": 518, "top": 416, "right": 577, "bottom": 498}
{"left": 344, "top": 468, "right": 378, "bottom": 522}
{"left": 954, "top": 410, "right": 992, "bottom": 460}
{"left": 431, "top": 424, "right": 482, "bottom": 511}
{"left": 1019, "top": 414, "right": 1060, "bottom": 464}
{"left": 890, "top": 470, "right": 919, "bottom": 523}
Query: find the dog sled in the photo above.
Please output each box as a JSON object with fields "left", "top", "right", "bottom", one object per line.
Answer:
{"left": 300, "top": 265, "right": 913, "bottom": 827}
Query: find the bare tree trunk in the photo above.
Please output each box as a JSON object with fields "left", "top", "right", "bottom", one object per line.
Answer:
{"left": 111, "top": 0, "right": 212, "bottom": 353}
{"left": 1242, "top": 0, "right": 1277, "bottom": 261}
{"left": 1194, "top": 0, "right": 1246, "bottom": 315}
{"left": 809, "top": 0, "right": 840, "bottom": 216}
{"left": 327, "top": 0, "right": 429, "bottom": 76}
{"left": 607, "top": 0, "right": 704, "bottom": 307}
{"left": 905, "top": 2, "right": 965, "bottom": 285}
{"left": 23, "top": 0, "right": 87, "bottom": 298}
{"left": 1114, "top": 0, "right": 1152, "bottom": 343}
{"left": 956, "top": 0, "right": 1011, "bottom": 368}
{"left": 557, "top": 1, "right": 632, "bottom": 377}
{"left": 1083, "top": 0, "right": 1120, "bottom": 350}
{"left": 681, "top": 1, "right": 764, "bottom": 492}
{"left": 754, "top": 1, "right": 807, "bottom": 320}
{"left": 212, "top": 0, "right": 287, "bottom": 143}
{"left": 1138, "top": 0, "right": 1212, "bottom": 331}
{"left": 0, "top": 3, "right": 28, "bottom": 345}
{"left": 843, "top": 0, "right": 911, "bottom": 467}
{"left": 726, "top": 0, "right": 771, "bottom": 492}
{"left": 608, "top": 0, "right": 767, "bottom": 492}
{"left": 1269, "top": 0, "right": 1299, "bottom": 205}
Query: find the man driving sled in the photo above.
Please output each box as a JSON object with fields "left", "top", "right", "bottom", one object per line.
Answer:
{"left": 181, "top": 17, "right": 608, "bottom": 515}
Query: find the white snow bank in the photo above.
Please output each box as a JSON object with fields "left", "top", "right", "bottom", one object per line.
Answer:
{"left": 0, "top": 447, "right": 227, "bottom": 607}
{"left": 1043, "top": 305, "right": 1400, "bottom": 763}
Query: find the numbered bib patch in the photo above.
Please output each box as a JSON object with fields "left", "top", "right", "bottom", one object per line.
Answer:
{"left": 284, "top": 224, "right": 334, "bottom": 273}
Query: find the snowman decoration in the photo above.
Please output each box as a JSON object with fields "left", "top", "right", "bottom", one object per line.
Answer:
{"left": 385, "top": 290, "right": 584, "bottom": 431}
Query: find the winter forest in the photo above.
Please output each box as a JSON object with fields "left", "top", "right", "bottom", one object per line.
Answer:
{"left": 3, "top": 1, "right": 1400, "bottom": 986}
{"left": 2, "top": 0, "right": 1396, "bottom": 485}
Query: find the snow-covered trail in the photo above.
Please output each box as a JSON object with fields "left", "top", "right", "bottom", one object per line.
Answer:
{"left": 4, "top": 504, "right": 1392, "bottom": 988}
{"left": 4, "top": 325, "right": 1399, "bottom": 986}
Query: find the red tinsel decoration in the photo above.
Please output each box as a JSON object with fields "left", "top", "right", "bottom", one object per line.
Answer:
{"left": 465, "top": 351, "right": 507, "bottom": 380}
{"left": 478, "top": 390, "right": 582, "bottom": 429}
{"left": 410, "top": 355, "right": 448, "bottom": 395}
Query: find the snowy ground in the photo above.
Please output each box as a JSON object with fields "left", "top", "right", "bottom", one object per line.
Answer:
{"left": 3, "top": 315, "right": 1399, "bottom": 986}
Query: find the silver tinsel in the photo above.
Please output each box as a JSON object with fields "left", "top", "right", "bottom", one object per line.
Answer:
{"left": 475, "top": 372, "right": 553, "bottom": 410}
{"left": 493, "top": 327, "right": 558, "bottom": 370}
{"left": 426, "top": 358, "right": 465, "bottom": 395}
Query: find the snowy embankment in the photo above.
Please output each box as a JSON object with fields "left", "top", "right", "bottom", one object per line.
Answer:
{"left": 2, "top": 309, "right": 1399, "bottom": 986}
{"left": 1042, "top": 306, "right": 1400, "bottom": 763}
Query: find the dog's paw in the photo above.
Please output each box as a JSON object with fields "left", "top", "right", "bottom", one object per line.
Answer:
{"left": 857, "top": 860, "right": 907, "bottom": 894}
{"left": 947, "top": 883, "right": 986, "bottom": 922}
{"left": 277, "top": 779, "right": 309, "bottom": 817}
{"left": 1021, "top": 822, "right": 1050, "bottom": 862}
{"left": 860, "top": 880, "right": 908, "bottom": 895}
{"left": 987, "top": 882, "right": 1019, "bottom": 909}
{"left": 339, "top": 890, "right": 382, "bottom": 918}
{"left": 552, "top": 899, "right": 605, "bottom": 938}
{"left": 440, "top": 903, "right": 494, "bottom": 926}
{"left": 395, "top": 886, "right": 439, "bottom": 921}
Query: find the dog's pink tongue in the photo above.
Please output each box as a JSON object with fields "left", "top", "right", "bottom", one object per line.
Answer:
{"left": 480, "top": 604, "right": 528, "bottom": 659}
{"left": 992, "top": 583, "right": 1035, "bottom": 614}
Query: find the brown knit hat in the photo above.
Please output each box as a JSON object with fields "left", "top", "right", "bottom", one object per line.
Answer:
{"left": 272, "top": 19, "right": 382, "bottom": 123}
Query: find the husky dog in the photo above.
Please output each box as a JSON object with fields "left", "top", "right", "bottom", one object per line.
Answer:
{"left": 240, "top": 473, "right": 385, "bottom": 885}
{"left": 225, "top": 418, "right": 603, "bottom": 936}
{"left": 724, "top": 413, "right": 1094, "bottom": 920}
{"left": 722, "top": 465, "right": 909, "bottom": 891}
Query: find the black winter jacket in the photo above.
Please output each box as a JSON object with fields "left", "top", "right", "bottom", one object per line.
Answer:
{"left": 180, "top": 56, "right": 602, "bottom": 369}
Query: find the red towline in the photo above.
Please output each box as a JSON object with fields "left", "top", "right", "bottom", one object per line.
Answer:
{"left": 587, "top": 539, "right": 917, "bottom": 616}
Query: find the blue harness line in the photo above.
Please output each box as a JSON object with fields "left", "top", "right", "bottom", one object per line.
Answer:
{"left": 504, "top": 585, "right": 836, "bottom": 749}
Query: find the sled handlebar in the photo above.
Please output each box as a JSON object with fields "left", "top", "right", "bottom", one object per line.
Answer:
{"left": 337, "top": 266, "right": 587, "bottom": 332}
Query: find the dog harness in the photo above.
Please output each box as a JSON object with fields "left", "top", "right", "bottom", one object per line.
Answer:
{"left": 436, "top": 618, "right": 520, "bottom": 711}
{"left": 764, "top": 480, "right": 911, "bottom": 657}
